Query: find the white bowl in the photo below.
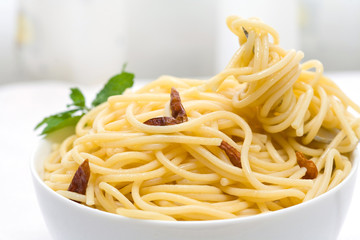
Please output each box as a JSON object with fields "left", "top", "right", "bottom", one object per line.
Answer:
{"left": 31, "top": 139, "right": 359, "bottom": 240}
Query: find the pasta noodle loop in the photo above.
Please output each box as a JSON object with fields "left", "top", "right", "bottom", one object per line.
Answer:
{"left": 43, "top": 16, "right": 360, "bottom": 221}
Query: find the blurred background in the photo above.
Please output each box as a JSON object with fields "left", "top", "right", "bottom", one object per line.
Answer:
{"left": 1, "top": 0, "right": 359, "bottom": 85}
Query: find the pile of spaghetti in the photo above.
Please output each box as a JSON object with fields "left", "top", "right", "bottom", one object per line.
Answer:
{"left": 43, "top": 16, "right": 360, "bottom": 221}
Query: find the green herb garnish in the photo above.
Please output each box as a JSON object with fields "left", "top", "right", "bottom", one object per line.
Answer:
{"left": 92, "top": 71, "right": 134, "bottom": 107}
{"left": 68, "top": 88, "right": 86, "bottom": 108}
{"left": 35, "top": 66, "right": 134, "bottom": 136}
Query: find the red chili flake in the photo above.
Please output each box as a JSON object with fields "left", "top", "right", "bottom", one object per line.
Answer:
{"left": 219, "top": 140, "right": 242, "bottom": 168}
{"left": 170, "top": 87, "right": 188, "bottom": 123}
{"left": 296, "top": 152, "right": 318, "bottom": 179}
{"left": 68, "top": 159, "right": 90, "bottom": 195}
{"left": 143, "top": 116, "right": 179, "bottom": 126}
{"left": 143, "top": 88, "right": 188, "bottom": 126}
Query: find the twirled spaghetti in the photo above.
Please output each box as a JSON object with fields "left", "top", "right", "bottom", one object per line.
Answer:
{"left": 43, "top": 16, "right": 360, "bottom": 221}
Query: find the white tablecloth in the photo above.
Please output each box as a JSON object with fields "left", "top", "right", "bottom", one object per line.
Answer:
{"left": 0, "top": 73, "right": 359, "bottom": 239}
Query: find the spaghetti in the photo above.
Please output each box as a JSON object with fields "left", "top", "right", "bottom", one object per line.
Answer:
{"left": 43, "top": 16, "right": 360, "bottom": 221}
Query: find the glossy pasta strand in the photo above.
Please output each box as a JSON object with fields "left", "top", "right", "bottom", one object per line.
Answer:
{"left": 43, "top": 16, "right": 359, "bottom": 221}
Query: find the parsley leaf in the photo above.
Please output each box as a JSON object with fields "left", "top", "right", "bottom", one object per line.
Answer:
{"left": 68, "top": 88, "right": 85, "bottom": 108}
{"left": 35, "top": 65, "right": 134, "bottom": 136}
{"left": 35, "top": 109, "right": 84, "bottom": 135}
{"left": 92, "top": 71, "right": 134, "bottom": 107}
{"left": 38, "top": 113, "right": 83, "bottom": 135}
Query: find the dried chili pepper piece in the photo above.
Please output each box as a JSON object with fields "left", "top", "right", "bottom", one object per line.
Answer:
{"left": 144, "top": 116, "right": 179, "bottom": 126}
{"left": 219, "top": 140, "right": 242, "bottom": 168}
{"left": 143, "top": 88, "right": 188, "bottom": 126}
{"left": 68, "top": 159, "right": 90, "bottom": 195}
{"left": 296, "top": 152, "right": 318, "bottom": 179}
{"left": 170, "top": 87, "right": 188, "bottom": 123}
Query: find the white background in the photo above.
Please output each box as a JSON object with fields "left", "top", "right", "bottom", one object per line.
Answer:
{"left": 0, "top": 0, "right": 299, "bottom": 84}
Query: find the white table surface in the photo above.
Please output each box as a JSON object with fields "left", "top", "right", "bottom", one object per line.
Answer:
{"left": 0, "top": 73, "right": 359, "bottom": 240}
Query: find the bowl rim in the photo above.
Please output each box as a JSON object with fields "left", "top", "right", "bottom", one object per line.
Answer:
{"left": 30, "top": 138, "right": 359, "bottom": 226}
